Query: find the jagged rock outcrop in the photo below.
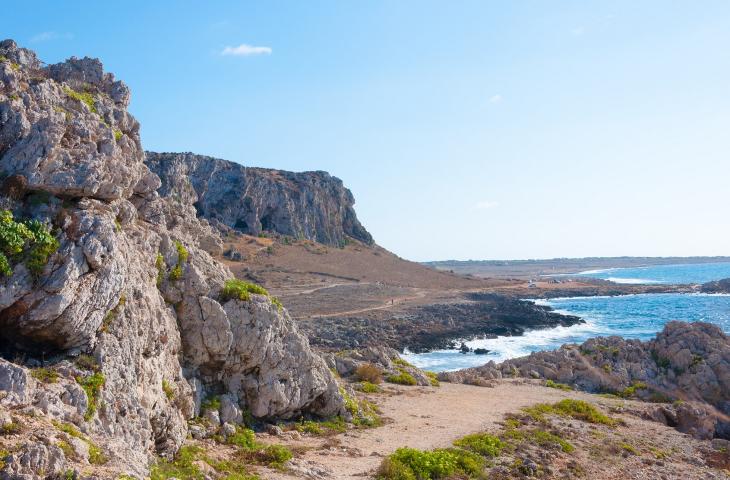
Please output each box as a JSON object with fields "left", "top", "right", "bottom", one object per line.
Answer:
{"left": 0, "top": 40, "right": 343, "bottom": 479}
{"left": 145, "top": 151, "right": 373, "bottom": 246}
{"left": 440, "top": 321, "right": 730, "bottom": 439}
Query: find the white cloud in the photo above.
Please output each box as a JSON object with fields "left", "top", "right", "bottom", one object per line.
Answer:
{"left": 489, "top": 94, "right": 503, "bottom": 104}
{"left": 475, "top": 200, "right": 499, "bottom": 210}
{"left": 30, "top": 31, "right": 73, "bottom": 43}
{"left": 220, "top": 44, "right": 272, "bottom": 56}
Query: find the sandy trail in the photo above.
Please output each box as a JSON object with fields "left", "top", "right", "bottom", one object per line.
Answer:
{"left": 267, "top": 381, "right": 598, "bottom": 480}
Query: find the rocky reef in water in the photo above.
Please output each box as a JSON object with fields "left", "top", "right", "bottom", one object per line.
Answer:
{"left": 441, "top": 321, "right": 730, "bottom": 440}
{"left": 145, "top": 151, "right": 373, "bottom": 247}
{"left": 0, "top": 39, "right": 344, "bottom": 478}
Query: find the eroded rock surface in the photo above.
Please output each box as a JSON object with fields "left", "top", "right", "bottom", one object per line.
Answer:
{"left": 441, "top": 321, "right": 730, "bottom": 439}
{"left": 0, "top": 39, "right": 343, "bottom": 479}
{"left": 145, "top": 151, "right": 373, "bottom": 246}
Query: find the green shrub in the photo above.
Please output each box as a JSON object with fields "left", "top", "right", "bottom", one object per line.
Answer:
{"left": 227, "top": 427, "right": 257, "bottom": 449}
{"left": 360, "top": 381, "right": 381, "bottom": 393}
{"left": 113, "top": 129, "right": 123, "bottom": 142}
{"left": 88, "top": 442, "right": 108, "bottom": 465}
{"left": 294, "top": 417, "right": 347, "bottom": 436}
{"left": 621, "top": 443, "right": 639, "bottom": 455}
{"left": 503, "top": 427, "right": 574, "bottom": 453}
{"left": 355, "top": 363, "right": 383, "bottom": 384}
{"left": 0, "top": 210, "right": 59, "bottom": 277}
{"left": 168, "top": 264, "right": 183, "bottom": 281}
{"left": 379, "top": 447, "right": 484, "bottom": 479}
{"left": 619, "top": 382, "right": 647, "bottom": 398}
{"left": 63, "top": 86, "right": 97, "bottom": 113}
{"left": 386, "top": 371, "right": 417, "bottom": 386}
{"left": 31, "top": 367, "right": 59, "bottom": 384}
{"left": 221, "top": 279, "right": 269, "bottom": 302}
{"left": 392, "top": 358, "right": 414, "bottom": 368}
{"left": 545, "top": 380, "right": 572, "bottom": 391}
{"left": 52, "top": 421, "right": 107, "bottom": 465}
{"left": 150, "top": 445, "right": 205, "bottom": 480}
{"left": 258, "top": 444, "right": 292, "bottom": 468}
{"left": 175, "top": 240, "right": 189, "bottom": 263}
{"left": 453, "top": 432, "right": 504, "bottom": 457}
{"left": 76, "top": 372, "right": 105, "bottom": 421}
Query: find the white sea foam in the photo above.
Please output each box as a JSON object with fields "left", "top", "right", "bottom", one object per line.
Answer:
{"left": 604, "top": 277, "right": 663, "bottom": 285}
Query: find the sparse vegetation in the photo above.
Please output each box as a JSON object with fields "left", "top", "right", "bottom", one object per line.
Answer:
{"left": 56, "top": 440, "right": 74, "bottom": 459}
{"left": 522, "top": 399, "right": 617, "bottom": 426}
{"left": 63, "top": 86, "right": 97, "bottom": 113}
{"left": 167, "top": 240, "right": 189, "bottom": 281}
{"left": 76, "top": 372, "right": 105, "bottom": 421}
{"left": 155, "top": 252, "right": 165, "bottom": 286}
{"left": 75, "top": 354, "right": 99, "bottom": 372}
{"left": 201, "top": 395, "right": 221, "bottom": 412}
{"left": 0, "top": 210, "right": 59, "bottom": 277}
{"left": 0, "top": 421, "right": 20, "bottom": 435}
{"left": 618, "top": 381, "right": 647, "bottom": 398}
{"left": 294, "top": 417, "right": 347, "bottom": 436}
{"left": 162, "top": 380, "right": 175, "bottom": 400}
{"left": 386, "top": 371, "right": 417, "bottom": 386}
{"left": 545, "top": 379, "right": 572, "bottom": 391}
{"left": 113, "top": 128, "right": 123, "bottom": 142}
{"left": 52, "top": 421, "right": 108, "bottom": 465}
{"left": 101, "top": 294, "right": 126, "bottom": 333}
{"left": 31, "top": 367, "right": 59, "bottom": 384}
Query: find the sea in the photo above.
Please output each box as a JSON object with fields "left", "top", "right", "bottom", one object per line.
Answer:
{"left": 403, "top": 262, "right": 730, "bottom": 372}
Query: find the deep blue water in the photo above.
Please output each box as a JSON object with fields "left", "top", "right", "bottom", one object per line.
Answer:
{"left": 404, "top": 262, "right": 730, "bottom": 372}
{"left": 566, "top": 261, "right": 730, "bottom": 285}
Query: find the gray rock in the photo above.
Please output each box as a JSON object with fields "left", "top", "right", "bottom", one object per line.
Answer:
{"left": 1, "top": 443, "right": 66, "bottom": 479}
{"left": 145, "top": 152, "right": 373, "bottom": 246}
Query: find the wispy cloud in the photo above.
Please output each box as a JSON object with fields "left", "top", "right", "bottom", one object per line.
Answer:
{"left": 488, "top": 94, "right": 503, "bottom": 104}
{"left": 30, "top": 31, "right": 73, "bottom": 43}
{"left": 475, "top": 200, "right": 499, "bottom": 210}
{"left": 220, "top": 44, "right": 272, "bottom": 56}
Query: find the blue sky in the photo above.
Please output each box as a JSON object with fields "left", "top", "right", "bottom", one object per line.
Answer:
{"left": 6, "top": 1, "right": 730, "bottom": 261}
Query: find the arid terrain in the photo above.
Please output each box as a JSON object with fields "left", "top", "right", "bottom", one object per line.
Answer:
{"left": 217, "top": 233, "right": 695, "bottom": 352}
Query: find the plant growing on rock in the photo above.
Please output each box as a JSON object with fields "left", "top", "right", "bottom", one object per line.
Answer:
{"left": 63, "top": 86, "right": 97, "bottom": 113}
{"left": 0, "top": 210, "right": 59, "bottom": 277}
{"left": 31, "top": 367, "right": 59, "bottom": 384}
{"left": 76, "top": 372, "right": 106, "bottom": 421}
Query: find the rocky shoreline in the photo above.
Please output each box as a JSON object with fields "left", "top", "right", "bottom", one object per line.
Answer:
{"left": 299, "top": 292, "right": 583, "bottom": 353}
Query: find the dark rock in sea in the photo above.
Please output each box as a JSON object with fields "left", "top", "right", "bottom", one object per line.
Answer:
{"left": 459, "top": 342, "right": 471, "bottom": 354}
{"left": 145, "top": 151, "right": 373, "bottom": 247}
{"left": 700, "top": 278, "right": 730, "bottom": 294}
{"left": 473, "top": 348, "right": 489, "bottom": 355}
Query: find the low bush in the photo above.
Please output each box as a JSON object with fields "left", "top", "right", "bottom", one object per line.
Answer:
{"left": 545, "top": 380, "right": 572, "bottom": 391}
{"left": 63, "top": 86, "right": 97, "bottom": 113}
{"left": 378, "top": 447, "right": 484, "bottom": 479}
{"left": 355, "top": 363, "right": 383, "bottom": 384}
{"left": 453, "top": 432, "right": 504, "bottom": 457}
{"left": 221, "top": 279, "right": 269, "bottom": 302}
{"left": 424, "top": 371, "right": 440, "bottom": 387}
{"left": 386, "top": 371, "right": 417, "bottom": 386}
{"left": 359, "top": 381, "right": 381, "bottom": 393}
{"left": 162, "top": 380, "right": 175, "bottom": 400}
{"left": 0, "top": 422, "right": 20, "bottom": 435}
{"left": 0, "top": 210, "right": 59, "bottom": 277}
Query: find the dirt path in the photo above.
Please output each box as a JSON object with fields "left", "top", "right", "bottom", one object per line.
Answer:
{"left": 266, "top": 381, "right": 603, "bottom": 479}
{"left": 307, "top": 289, "right": 427, "bottom": 318}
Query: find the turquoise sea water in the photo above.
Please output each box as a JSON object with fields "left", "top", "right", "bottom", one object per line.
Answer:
{"left": 404, "top": 263, "right": 730, "bottom": 372}
{"left": 565, "top": 261, "right": 730, "bottom": 285}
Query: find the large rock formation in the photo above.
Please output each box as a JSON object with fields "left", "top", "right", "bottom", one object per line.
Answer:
{"left": 441, "top": 321, "right": 730, "bottom": 439}
{"left": 0, "top": 40, "right": 343, "bottom": 478}
{"left": 145, "top": 151, "right": 373, "bottom": 247}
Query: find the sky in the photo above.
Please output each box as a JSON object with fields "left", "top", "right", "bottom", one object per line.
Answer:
{"left": 5, "top": 1, "right": 730, "bottom": 261}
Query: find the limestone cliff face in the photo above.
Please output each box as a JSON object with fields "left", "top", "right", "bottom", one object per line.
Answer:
{"left": 0, "top": 40, "right": 343, "bottom": 478}
{"left": 145, "top": 151, "right": 374, "bottom": 246}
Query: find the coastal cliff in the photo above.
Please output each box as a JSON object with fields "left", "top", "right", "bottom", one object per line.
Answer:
{"left": 0, "top": 40, "right": 343, "bottom": 478}
{"left": 145, "top": 152, "right": 373, "bottom": 247}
